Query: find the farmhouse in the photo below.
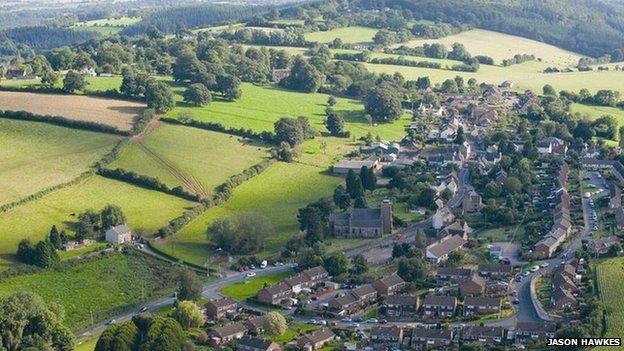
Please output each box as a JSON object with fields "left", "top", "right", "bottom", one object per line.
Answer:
{"left": 329, "top": 200, "right": 393, "bottom": 238}
{"left": 104, "top": 225, "right": 132, "bottom": 244}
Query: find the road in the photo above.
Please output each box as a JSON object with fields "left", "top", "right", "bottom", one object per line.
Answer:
{"left": 76, "top": 264, "right": 295, "bottom": 340}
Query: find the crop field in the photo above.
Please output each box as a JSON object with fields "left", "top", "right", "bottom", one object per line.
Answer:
{"left": 0, "top": 119, "right": 118, "bottom": 205}
{"left": 220, "top": 271, "right": 292, "bottom": 300}
{"left": 152, "top": 162, "right": 342, "bottom": 265}
{"left": 0, "top": 91, "right": 144, "bottom": 131}
{"left": 400, "top": 28, "right": 583, "bottom": 66}
{"left": 109, "top": 123, "right": 268, "bottom": 196}
{"left": 0, "top": 251, "right": 181, "bottom": 331}
{"left": 595, "top": 257, "right": 624, "bottom": 349}
{"left": 304, "top": 26, "right": 379, "bottom": 44}
{"left": 0, "top": 175, "right": 196, "bottom": 269}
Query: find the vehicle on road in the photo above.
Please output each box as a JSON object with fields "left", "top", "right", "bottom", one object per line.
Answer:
{"left": 246, "top": 272, "right": 256, "bottom": 278}
{"left": 139, "top": 306, "right": 148, "bottom": 312}
{"left": 366, "top": 318, "right": 378, "bottom": 324}
{"left": 540, "top": 262, "right": 549, "bottom": 268}
{"left": 512, "top": 299, "right": 520, "bottom": 305}
{"left": 106, "top": 319, "right": 116, "bottom": 325}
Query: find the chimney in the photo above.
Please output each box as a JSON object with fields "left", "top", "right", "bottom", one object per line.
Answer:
{"left": 380, "top": 200, "right": 393, "bottom": 234}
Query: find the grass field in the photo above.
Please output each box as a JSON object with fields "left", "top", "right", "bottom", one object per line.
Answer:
{"left": 109, "top": 123, "right": 268, "bottom": 196}
{"left": 595, "top": 257, "right": 624, "bottom": 349}
{"left": 0, "top": 119, "right": 118, "bottom": 205}
{"left": 0, "top": 91, "right": 144, "bottom": 131}
{"left": 0, "top": 175, "right": 196, "bottom": 269}
{"left": 0, "top": 251, "right": 180, "bottom": 331}
{"left": 220, "top": 271, "right": 292, "bottom": 300}
{"left": 400, "top": 28, "right": 583, "bottom": 66}
{"left": 73, "top": 17, "right": 140, "bottom": 36}
{"left": 152, "top": 162, "right": 342, "bottom": 265}
{"left": 305, "top": 26, "right": 379, "bottom": 44}
{"left": 0, "top": 76, "right": 123, "bottom": 94}
{"left": 569, "top": 103, "right": 624, "bottom": 143}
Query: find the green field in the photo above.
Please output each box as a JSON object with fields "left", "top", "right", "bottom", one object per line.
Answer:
{"left": 595, "top": 257, "right": 624, "bottom": 349}
{"left": 153, "top": 162, "right": 342, "bottom": 265}
{"left": 73, "top": 17, "right": 140, "bottom": 36}
{"left": 109, "top": 123, "right": 268, "bottom": 196}
{"left": 0, "top": 251, "right": 180, "bottom": 331}
{"left": 220, "top": 271, "right": 292, "bottom": 300}
{"left": 0, "top": 175, "right": 196, "bottom": 269}
{"left": 305, "top": 26, "right": 379, "bottom": 44}
{"left": 0, "top": 76, "right": 122, "bottom": 94}
{"left": 569, "top": 103, "right": 624, "bottom": 143}
{"left": 0, "top": 119, "right": 119, "bottom": 205}
{"left": 400, "top": 28, "right": 582, "bottom": 66}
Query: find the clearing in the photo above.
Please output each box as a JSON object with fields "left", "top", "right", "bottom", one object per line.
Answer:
{"left": 304, "top": 26, "right": 379, "bottom": 44}
{"left": 0, "top": 91, "right": 144, "bottom": 132}
{"left": 595, "top": 257, "right": 624, "bottom": 350}
{"left": 152, "top": 162, "right": 342, "bottom": 265}
{"left": 0, "top": 119, "right": 118, "bottom": 205}
{"left": 109, "top": 123, "right": 268, "bottom": 196}
{"left": 72, "top": 17, "right": 140, "bottom": 36}
{"left": 399, "top": 28, "right": 583, "bottom": 66}
{"left": 221, "top": 271, "right": 292, "bottom": 300}
{"left": 0, "top": 251, "right": 181, "bottom": 331}
{"left": 0, "top": 175, "right": 196, "bottom": 269}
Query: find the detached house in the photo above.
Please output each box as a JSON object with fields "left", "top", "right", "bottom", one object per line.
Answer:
{"left": 209, "top": 322, "right": 247, "bottom": 346}
{"left": 536, "top": 137, "right": 568, "bottom": 155}
{"left": 237, "top": 336, "right": 282, "bottom": 351}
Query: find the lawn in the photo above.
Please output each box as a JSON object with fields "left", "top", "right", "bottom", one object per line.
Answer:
{"left": 152, "top": 162, "right": 343, "bottom": 265}
{"left": 0, "top": 119, "right": 119, "bottom": 205}
{"left": 220, "top": 271, "right": 292, "bottom": 300}
{"left": 167, "top": 81, "right": 408, "bottom": 140}
{"left": 399, "top": 28, "right": 582, "bottom": 66}
{"left": 109, "top": 123, "right": 268, "bottom": 196}
{"left": 0, "top": 175, "right": 196, "bottom": 269}
{"left": 57, "top": 242, "right": 109, "bottom": 261}
{"left": 595, "top": 257, "right": 624, "bottom": 349}
{"left": 0, "top": 251, "right": 181, "bottom": 331}
{"left": 305, "top": 26, "right": 379, "bottom": 44}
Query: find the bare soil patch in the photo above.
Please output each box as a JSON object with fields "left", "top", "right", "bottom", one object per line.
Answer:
{"left": 0, "top": 91, "right": 146, "bottom": 131}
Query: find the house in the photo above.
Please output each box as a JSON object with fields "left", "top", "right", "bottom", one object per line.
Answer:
{"left": 425, "top": 235, "right": 467, "bottom": 263}
{"left": 384, "top": 295, "right": 419, "bottom": 318}
{"left": 257, "top": 282, "right": 292, "bottom": 305}
{"left": 536, "top": 137, "right": 568, "bottom": 155}
{"left": 302, "top": 266, "right": 329, "bottom": 285}
{"left": 370, "top": 326, "right": 403, "bottom": 350}
{"left": 435, "top": 267, "right": 472, "bottom": 282}
{"left": 477, "top": 263, "right": 513, "bottom": 278}
{"left": 351, "top": 284, "right": 378, "bottom": 303}
{"left": 412, "top": 327, "right": 454, "bottom": 349}
{"left": 328, "top": 284, "right": 377, "bottom": 315}
{"left": 104, "top": 225, "right": 132, "bottom": 244}
{"left": 271, "top": 68, "right": 290, "bottom": 83}
{"left": 296, "top": 329, "right": 335, "bottom": 350}
{"left": 462, "top": 296, "right": 501, "bottom": 316}
{"left": 422, "top": 295, "right": 457, "bottom": 318}
{"left": 462, "top": 190, "right": 483, "bottom": 213}
{"left": 372, "top": 273, "right": 405, "bottom": 296}
{"left": 591, "top": 236, "right": 621, "bottom": 256}
{"left": 205, "top": 297, "right": 238, "bottom": 320}
{"left": 209, "top": 322, "right": 247, "bottom": 345}
{"left": 460, "top": 325, "right": 506, "bottom": 343}
{"left": 243, "top": 316, "right": 267, "bottom": 335}
{"left": 437, "top": 220, "right": 470, "bottom": 240}
{"left": 332, "top": 159, "right": 380, "bottom": 175}
{"left": 432, "top": 208, "right": 455, "bottom": 229}
{"left": 513, "top": 322, "right": 556, "bottom": 341}
{"left": 551, "top": 286, "right": 576, "bottom": 310}
{"left": 459, "top": 274, "right": 486, "bottom": 296}
{"left": 329, "top": 200, "right": 392, "bottom": 238}
{"left": 609, "top": 181, "right": 622, "bottom": 209}
{"left": 237, "top": 336, "right": 281, "bottom": 351}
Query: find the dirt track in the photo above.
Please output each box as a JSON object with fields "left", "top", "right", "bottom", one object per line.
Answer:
{"left": 0, "top": 91, "right": 145, "bottom": 131}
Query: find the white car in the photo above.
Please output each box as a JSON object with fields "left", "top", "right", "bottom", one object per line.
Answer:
{"left": 246, "top": 272, "right": 256, "bottom": 278}
{"left": 540, "top": 262, "right": 549, "bottom": 268}
{"left": 530, "top": 266, "right": 540, "bottom": 272}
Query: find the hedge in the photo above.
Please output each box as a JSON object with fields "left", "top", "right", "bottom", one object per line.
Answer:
{"left": 97, "top": 168, "right": 202, "bottom": 202}
{"left": 0, "top": 109, "right": 130, "bottom": 136}
{"left": 160, "top": 117, "right": 275, "bottom": 143}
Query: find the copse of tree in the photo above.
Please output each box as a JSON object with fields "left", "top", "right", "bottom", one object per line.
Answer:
{"left": 16, "top": 239, "right": 60, "bottom": 268}
{"left": 279, "top": 56, "right": 323, "bottom": 93}
{"left": 145, "top": 81, "right": 175, "bottom": 113}
{"left": 208, "top": 212, "right": 273, "bottom": 254}
{"left": 274, "top": 116, "right": 316, "bottom": 146}
{"left": 183, "top": 83, "right": 212, "bottom": 106}
{"left": 62, "top": 70, "right": 85, "bottom": 93}
{"left": 96, "top": 314, "right": 186, "bottom": 351}
{"left": 333, "top": 185, "right": 351, "bottom": 210}
{"left": 271, "top": 141, "right": 300, "bottom": 162}
{"left": 364, "top": 87, "right": 403, "bottom": 122}
{"left": 172, "top": 300, "right": 204, "bottom": 328}
{"left": 121, "top": 69, "right": 154, "bottom": 98}
{"left": 297, "top": 198, "right": 332, "bottom": 245}
{"left": 215, "top": 74, "right": 242, "bottom": 100}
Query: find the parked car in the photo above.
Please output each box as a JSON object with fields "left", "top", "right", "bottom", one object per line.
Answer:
{"left": 246, "top": 272, "right": 256, "bottom": 278}
{"left": 106, "top": 319, "right": 116, "bottom": 325}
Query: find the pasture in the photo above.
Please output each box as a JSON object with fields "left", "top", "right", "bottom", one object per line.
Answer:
{"left": 0, "top": 76, "right": 123, "bottom": 93}
{"left": 0, "top": 251, "right": 180, "bottom": 331}
{"left": 304, "top": 26, "right": 379, "bottom": 44}
{"left": 109, "top": 123, "right": 268, "bottom": 196}
{"left": 0, "top": 119, "right": 118, "bottom": 205}
{"left": 220, "top": 271, "right": 292, "bottom": 300}
{"left": 0, "top": 91, "right": 144, "bottom": 131}
{"left": 0, "top": 175, "right": 196, "bottom": 269}
{"left": 152, "top": 162, "right": 342, "bottom": 265}
{"left": 595, "top": 257, "right": 624, "bottom": 349}
{"left": 73, "top": 17, "right": 140, "bottom": 36}
{"left": 400, "top": 28, "right": 583, "bottom": 66}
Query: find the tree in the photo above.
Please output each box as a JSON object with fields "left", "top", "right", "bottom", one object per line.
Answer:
{"left": 325, "top": 111, "right": 345, "bottom": 136}
{"left": 274, "top": 116, "right": 315, "bottom": 146}
{"left": 95, "top": 321, "right": 138, "bottom": 351}
{"left": 33, "top": 241, "right": 59, "bottom": 268}
{"left": 183, "top": 83, "right": 212, "bottom": 106}
{"left": 101, "top": 204, "right": 126, "bottom": 230}
{"left": 216, "top": 74, "right": 242, "bottom": 100}
{"left": 542, "top": 84, "right": 556, "bottom": 96}
{"left": 297, "top": 247, "right": 324, "bottom": 269}
{"left": 264, "top": 311, "right": 288, "bottom": 336}
{"left": 172, "top": 300, "right": 204, "bottom": 329}
{"left": 364, "top": 87, "right": 403, "bottom": 122}
{"left": 360, "top": 166, "right": 377, "bottom": 191}
{"left": 354, "top": 196, "right": 367, "bottom": 208}
{"left": 145, "top": 82, "right": 175, "bottom": 113}
{"left": 454, "top": 126, "right": 465, "bottom": 144}
{"left": 397, "top": 257, "right": 427, "bottom": 282}
{"left": 280, "top": 56, "right": 323, "bottom": 93}
{"left": 441, "top": 78, "right": 458, "bottom": 93}
{"left": 41, "top": 70, "right": 59, "bottom": 87}
{"left": 63, "top": 70, "right": 85, "bottom": 92}
{"left": 446, "top": 250, "right": 464, "bottom": 266}
{"left": 49, "top": 225, "right": 62, "bottom": 250}
{"left": 350, "top": 254, "right": 369, "bottom": 276}
{"left": 0, "top": 292, "right": 75, "bottom": 351}
{"left": 327, "top": 95, "right": 337, "bottom": 106}
{"left": 415, "top": 76, "right": 430, "bottom": 90}
{"left": 373, "top": 29, "right": 398, "bottom": 45}
{"left": 75, "top": 210, "right": 102, "bottom": 241}
{"left": 345, "top": 169, "right": 364, "bottom": 198}
{"left": 178, "top": 270, "right": 202, "bottom": 301}
{"left": 594, "top": 89, "right": 619, "bottom": 106}
{"left": 324, "top": 252, "right": 350, "bottom": 276}
{"left": 137, "top": 316, "right": 186, "bottom": 351}
{"left": 271, "top": 141, "right": 300, "bottom": 162}
{"left": 208, "top": 212, "right": 273, "bottom": 254}
{"left": 333, "top": 185, "right": 351, "bottom": 210}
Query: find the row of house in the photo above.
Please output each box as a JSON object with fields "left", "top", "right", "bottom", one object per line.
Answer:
{"left": 534, "top": 163, "right": 572, "bottom": 258}
{"left": 327, "top": 274, "right": 405, "bottom": 315}
{"left": 212, "top": 323, "right": 336, "bottom": 350}
{"left": 256, "top": 266, "right": 329, "bottom": 306}
{"left": 550, "top": 259, "right": 581, "bottom": 310}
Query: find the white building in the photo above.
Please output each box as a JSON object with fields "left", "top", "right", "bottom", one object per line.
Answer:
{"left": 105, "top": 225, "right": 132, "bottom": 244}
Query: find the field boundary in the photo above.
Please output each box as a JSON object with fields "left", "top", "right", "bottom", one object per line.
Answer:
{"left": 0, "top": 109, "right": 130, "bottom": 136}
{"left": 160, "top": 117, "right": 275, "bottom": 143}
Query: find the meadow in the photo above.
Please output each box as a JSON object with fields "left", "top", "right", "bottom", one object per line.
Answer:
{"left": 220, "top": 271, "right": 292, "bottom": 300}
{"left": 595, "top": 257, "right": 624, "bottom": 350}
{"left": 0, "top": 119, "right": 118, "bottom": 205}
{"left": 0, "top": 175, "right": 196, "bottom": 269}
{"left": 72, "top": 17, "right": 141, "bottom": 36}
{"left": 304, "top": 26, "right": 379, "bottom": 44}
{"left": 152, "top": 162, "right": 343, "bottom": 265}
{"left": 0, "top": 76, "right": 123, "bottom": 93}
{"left": 109, "top": 123, "right": 268, "bottom": 196}
{"left": 0, "top": 251, "right": 180, "bottom": 331}
{"left": 0, "top": 91, "right": 144, "bottom": 131}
